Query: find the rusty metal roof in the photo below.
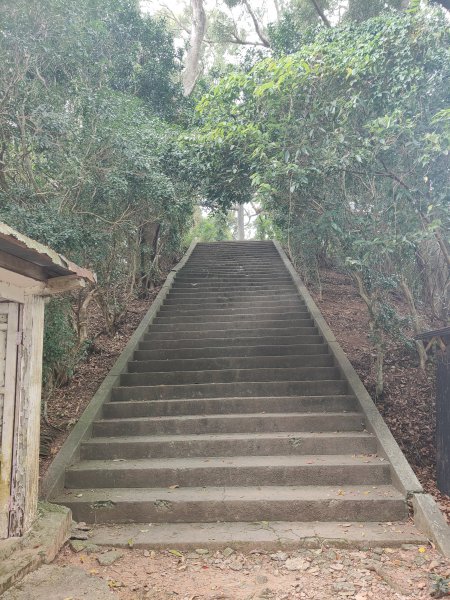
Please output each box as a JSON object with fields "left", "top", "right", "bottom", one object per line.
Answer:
{"left": 0, "top": 222, "right": 96, "bottom": 283}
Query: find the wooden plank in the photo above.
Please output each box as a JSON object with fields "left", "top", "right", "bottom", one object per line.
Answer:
{"left": 8, "top": 296, "right": 45, "bottom": 535}
{"left": 437, "top": 346, "right": 450, "bottom": 495}
{"left": 0, "top": 303, "right": 19, "bottom": 538}
{"left": 0, "top": 251, "right": 48, "bottom": 282}
{"left": 43, "top": 275, "right": 86, "bottom": 295}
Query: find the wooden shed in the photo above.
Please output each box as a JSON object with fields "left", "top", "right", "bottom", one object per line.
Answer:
{"left": 0, "top": 223, "right": 95, "bottom": 539}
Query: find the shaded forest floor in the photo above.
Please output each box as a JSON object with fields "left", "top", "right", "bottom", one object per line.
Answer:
{"left": 309, "top": 268, "right": 450, "bottom": 524}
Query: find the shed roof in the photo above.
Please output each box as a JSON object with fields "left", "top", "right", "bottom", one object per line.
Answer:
{"left": 0, "top": 222, "right": 96, "bottom": 283}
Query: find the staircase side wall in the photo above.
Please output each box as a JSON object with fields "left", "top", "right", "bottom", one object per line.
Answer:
{"left": 274, "top": 240, "right": 450, "bottom": 557}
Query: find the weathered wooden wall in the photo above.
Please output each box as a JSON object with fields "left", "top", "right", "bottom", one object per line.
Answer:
{"left": 0, "top": 302, "right": 20, "bottom": 539}
{"left": 8, "top": 296, "right": 45, "bottom": 536}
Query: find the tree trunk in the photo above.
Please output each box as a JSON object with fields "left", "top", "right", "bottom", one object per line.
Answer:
{"left": 182, "top": 0, "right": 206, "bottom": 97}
{"left": 375, "top": 347, "right": 384, "bottom": 398}
{"left": 139, "top": 221, "right": 161, "bottom": 295}
{"left": 309, "top": 0, "right": 331, "bottom": 27}
{"left": 351, "top": 271, "right": 385, "bottom": 397}
{"left": 399, "top": 278, "right": 428, "bottom": 370}
{"left": 237, "top": 204, "right": 245, "bottom": 240}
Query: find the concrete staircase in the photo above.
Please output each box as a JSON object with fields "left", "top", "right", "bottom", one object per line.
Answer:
{"left": 55, "top": 241, "right": 425, "bottom": 549}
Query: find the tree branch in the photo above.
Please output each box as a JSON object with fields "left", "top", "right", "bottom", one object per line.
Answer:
{"left": 242, "top": 0, "right": 271, "bottom": 47}
{"left": 309, "top": 0, "right": 331, "bottom": 27}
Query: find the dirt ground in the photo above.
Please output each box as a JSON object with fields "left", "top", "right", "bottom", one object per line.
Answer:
{"left": 309, "top": 268, "right": 450, "bottom": 523}
{"left": 54, "top": 542, "right": 450, "bottom": 600}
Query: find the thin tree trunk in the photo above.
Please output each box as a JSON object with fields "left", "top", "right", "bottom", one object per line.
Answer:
{"left": 352, "top": 271, "right": 385, "bottom": 397}
{"left": 400, "top": 278, "right": 428, "bottom": 370}
{"left": 309, "top": 0, "right": 331, "bottom": 26}
{"left": 183, "top": 0, "right": 206, "bottom": 96}
{"left": 242, "top": 0, "right": 271, "bottom": 47}
{"left": 237, "top": 204, "right": 245, "bottom": 240}
{"left": 375, "top": 348, "right": 384, "bottom": 398}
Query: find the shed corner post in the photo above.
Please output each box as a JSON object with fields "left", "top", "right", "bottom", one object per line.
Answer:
{"left": 9, "top": 293, "right": 46, "bottom": 535}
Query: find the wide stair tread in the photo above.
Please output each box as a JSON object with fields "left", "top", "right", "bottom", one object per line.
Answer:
{"left": 65, "top": 454, "right": 391, "bottom": 489}
{"left": 56, "top": 485, "right": 407, "bottom": 524}
{"left": 84, "top": 521, "right": 426, "bottom": 550}
{"left": 81, "top": 431, "right": 377, "bottom": 459}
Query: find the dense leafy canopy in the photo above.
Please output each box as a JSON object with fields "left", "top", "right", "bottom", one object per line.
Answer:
{"left": 193, "top": 9, "right": 450, "bottom": 393}
{"left": 0, "top": 0, "right": 195, "bottom": 387}
{"left": 1, "top": 0, "right": 448, "bottom": 398}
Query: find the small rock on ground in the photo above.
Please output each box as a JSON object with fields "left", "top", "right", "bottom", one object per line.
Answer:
{"left": 69, "top": 540, "right": 99, "bottom": 553}
{"left": 97, "top": 549, "right": 124, "bottom": 566}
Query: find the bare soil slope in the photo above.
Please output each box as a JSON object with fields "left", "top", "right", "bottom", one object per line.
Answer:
{"left": 309, "top": 268, "right": 449, "bottom": 523}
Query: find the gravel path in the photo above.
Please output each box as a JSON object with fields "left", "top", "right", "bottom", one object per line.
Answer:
{"left": 47, "top": 541, "right": 450, "bottom": 600}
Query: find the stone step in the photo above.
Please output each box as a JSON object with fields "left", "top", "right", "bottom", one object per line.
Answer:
{"left": 57, "top": 484, "right": 406, "bottom": 524}
{"left": 149, "top": 318, "right": 314, "bottom": 332}
{"left": 138, "top": 334, "right": 323, "bottom": 351}
{"left": 133, "top": 343, "right": 329, "bottom": 361}
{"left": 171, "top": 289, "right": 296, "bottom": 297}
{"left": 161, "top": 299, "right": 305, "bottom": 311}
{"left": 128, "top": 354, "right": 333, "bottom": 373}
{"left": 93, "top": 411, "right": 364, "bottom": 436}
{"left": 164, "top": 290, "right": 298, "bottom": 306}
{"left": 175, "top": 278, "right": 293, "bottom": 285}
{"left": 176, "top": 268, "right": 291, "bottom": 274}
{"left": 81, "top": 431, "right": 375, "bottom": 460}
{"left": 174, "top": 277, "right": 294, "bottom": 284}
{"left": 84, "top": 521, "right": 427, "bottom": 551}
{"left": 185, "top": 259, "right": 282, "bottom": 264}
{"left": 65, "top": 455, "right": 391, "bottom": 489}
{"left": 154, "top": 309, "right": 310, "bottom": 321}
{"left": 111, "top": 379, "right": 347, "bottom": 401}
{"left": 171, "top": 285, "right": 297, "bottom": 294}
{"left": 146, "top": 326, "right": 318, "bottom": 342}
{"left": 169, "top": 285, "right": 297, "bottom": 294}
{"left": 103, "top": 394, "right": 356, "bottom": 418}
{"left": 120, "top": 367, "right": 340, "bottom": 387}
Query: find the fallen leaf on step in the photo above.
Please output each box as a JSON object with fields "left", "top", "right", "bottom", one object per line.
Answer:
{"left": 169, "top": 549, "right": 184, "bottom": 557}
{"left": 169, "top": 485, "right": 180, "bottom": 489}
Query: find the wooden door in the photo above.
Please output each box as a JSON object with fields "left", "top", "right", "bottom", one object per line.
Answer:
{"left": 0, "top": 302, "right": 21, "bottom": 539}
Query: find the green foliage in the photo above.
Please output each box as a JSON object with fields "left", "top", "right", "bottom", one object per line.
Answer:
{"left": 187, "top": 209, "right": 234, "bottom": 242}
{"left": 193, "top": 8, "right": 450, "bottom": 391}
{"left": 268, "top": 0, "right": 331, "bottom": 55}
{"left": 345, "top": 0, "right": 405, "bottom": 22}
{"left": 43, "top": 298, "right": 81, "bottom": 388}
{"left": 0, "top": 0, "right": 197, "bottom": 390}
